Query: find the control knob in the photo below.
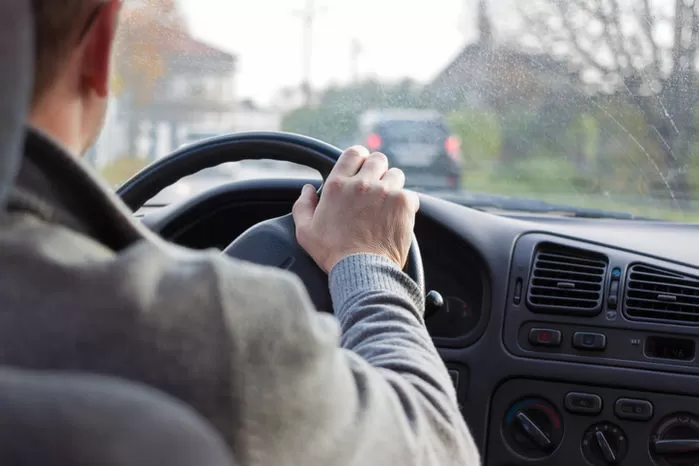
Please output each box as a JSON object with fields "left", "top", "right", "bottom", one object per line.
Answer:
{"left": 502, "top": 398, "right": 563, "bottom": 460}
{"left": 581, "top": 422, "right": 628, "bottom": 465}
{"left": 651, "top": 413, "right": 699, "bottom": 466}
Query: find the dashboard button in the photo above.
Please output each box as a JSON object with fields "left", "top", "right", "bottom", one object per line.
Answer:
{"left": 448, "top": 370, "right": 460, "bottom": 389}
{"left": 573, "top": 332, "right": 607, "bottom": 351}
{"left": 513, "top": 278, "right": 523, "bottom": 305}
{"left": 615, "top": 398, "right": 653, "bottom": 421}
{"left": 529, "top": 328, "right": 562, "bottom": 347}
{"left": 608, "top": 280, "right": 619, "bottom": 308}
{"left": 565, "top": 392, "right": 603, "bottom": 415}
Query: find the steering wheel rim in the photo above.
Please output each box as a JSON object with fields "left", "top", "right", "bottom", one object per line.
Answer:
{"left": 117, "top": 131, "right": 424, "bottom": 312}
{"left": 118, "top": 132, "right": 339, "bottom": 211}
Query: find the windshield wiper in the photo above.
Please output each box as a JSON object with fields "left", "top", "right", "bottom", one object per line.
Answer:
{"left": 436, "top": 192, "right": 657, "bottom": 220}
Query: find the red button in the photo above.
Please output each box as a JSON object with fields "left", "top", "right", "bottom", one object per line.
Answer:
{"left": 529, "top": 328, "right": 562, "bottom": 347}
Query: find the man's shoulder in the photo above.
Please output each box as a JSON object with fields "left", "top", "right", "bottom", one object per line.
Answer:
{"left": 121, "top": 239, "right": 309, "bottom": 309}
{"left": 0, "top": 211, "right": 305, "bottom": 312}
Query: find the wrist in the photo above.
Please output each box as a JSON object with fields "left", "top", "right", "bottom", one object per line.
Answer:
{"left": 326, "top": 250, "right": 400, "bottom": 273}
{"left": 328, "top": 253, "right": 424, "bottom": 317}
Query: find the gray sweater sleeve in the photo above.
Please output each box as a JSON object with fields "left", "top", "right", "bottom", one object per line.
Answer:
{"left": 216, "top": 252, "right": 480, "bottom": 466}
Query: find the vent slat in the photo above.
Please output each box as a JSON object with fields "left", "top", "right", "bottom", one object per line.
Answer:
{"left": 627, "top": 278, "right": 699, "bottom": 294}
{"left": 533, "top": 270, "right": 604, "bottom": 283}
{"left": 536, "top": 259, "right": 606, "bottom": 274}
{"left": 526, "top": 244, "right": 607, "bottom": 314}
{"left": 624, "top": 264, "right": 699, "bottom": 324}
{"left": 537, "top": 252, "right": 607, "bottom": 267}
{"left": 530, "top": 279, "right": 602, "bottom": 291}
{"left": 628, "top": 289, "right": 699, "bottom": 302}
{"left": 530, "top": 287, "right": 601, "bottom": 299}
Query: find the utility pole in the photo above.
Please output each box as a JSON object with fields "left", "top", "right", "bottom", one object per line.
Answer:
{"left": 350, "top": 38, "right": 362, "bottom": 85}
{"left": 293, "top": 0, "right": 326, "bottom": 106}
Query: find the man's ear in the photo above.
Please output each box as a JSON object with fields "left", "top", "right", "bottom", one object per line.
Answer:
{"left": 82, "top": 0, "right": 121, "bottom": 98}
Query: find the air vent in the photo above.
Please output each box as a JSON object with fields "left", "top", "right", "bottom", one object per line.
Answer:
{"left": 526, "top": 244, "right": 607, "bottom": 314}
{"left": 625, "top": 264, "right": 699, "bottom": 324}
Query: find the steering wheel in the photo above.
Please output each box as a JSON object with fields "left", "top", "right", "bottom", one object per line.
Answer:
{"left": 117, "top": 132, "right": 425, "bottom": 313}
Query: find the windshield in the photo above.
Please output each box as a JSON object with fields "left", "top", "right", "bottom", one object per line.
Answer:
{"left": 376, "top": 121, "right": 449, "bottom": 142}
{"left": 89, "top": 0, "right": 699, "bottom": 221}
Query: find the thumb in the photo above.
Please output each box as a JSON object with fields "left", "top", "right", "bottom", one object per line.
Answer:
{"left": 292, "top": 184, "right": 318, "bottom": 226}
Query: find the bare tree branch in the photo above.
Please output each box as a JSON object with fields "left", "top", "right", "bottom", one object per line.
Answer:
{"left": 517, "top": 0, "right": 698, "bottom": 201}
{"left": 640, "top": 0, "right": 662, "bottom": 74}
{"left": 551, "top": 0, "right": 618, "bottom": 73}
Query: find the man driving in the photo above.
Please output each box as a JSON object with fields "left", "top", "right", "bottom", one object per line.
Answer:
{"left": 0, "top": 0, "right": 479, "bottom": 465}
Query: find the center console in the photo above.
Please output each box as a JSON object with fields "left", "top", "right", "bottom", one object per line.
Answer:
{"left": 490, "top": 233, "right": 699, "bottom": 465}
{"left": 503, "top": 233, "right": 699, "bottom": 376}
{"left": 488, "top": 379, "right": 699, "bottom": 466}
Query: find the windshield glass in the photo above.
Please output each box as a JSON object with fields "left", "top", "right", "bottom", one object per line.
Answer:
{"left": 89, "top": 0, "right": 699, "bottom": 221}
{"left": 377, "top": 121, "right": 449, "bottom": 142}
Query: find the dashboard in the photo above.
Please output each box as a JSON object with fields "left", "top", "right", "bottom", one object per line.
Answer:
{"left": 142, "top": 178, "right": 699, "bottom": 466}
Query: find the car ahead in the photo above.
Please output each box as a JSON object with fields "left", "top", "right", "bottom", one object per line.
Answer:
{"left": 356, "top": 109, "right": 462, "bottom": 192}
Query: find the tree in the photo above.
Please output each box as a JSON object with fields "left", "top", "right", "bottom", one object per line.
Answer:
{"left": 519, "top": 0, "right": 698, "bottom": 203}
{"left": 113, "top": 0, "right": 187, "bottom": 156}
{"left": 282, "top": 78, "right": 428, "bottom": 145}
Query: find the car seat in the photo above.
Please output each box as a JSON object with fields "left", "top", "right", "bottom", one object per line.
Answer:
{"left": 0, "top": 2, "right": 234, "bottom": 465}
{"left": 0, "top": 368, "right": 235, "bottom": 466}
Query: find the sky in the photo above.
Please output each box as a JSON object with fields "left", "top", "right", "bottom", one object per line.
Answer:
{"left": 178, "top": 0, "right": 502, "bottom": 104}
{"left": 172, "top": 0, "right": 673, "bottom": 105}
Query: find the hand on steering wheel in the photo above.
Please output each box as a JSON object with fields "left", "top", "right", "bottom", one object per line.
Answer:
{"left": 293, "top": 146, "right": 420, "bottom": 274}
{"left": 117, "top": 132, "right": 424, "bottom": 313}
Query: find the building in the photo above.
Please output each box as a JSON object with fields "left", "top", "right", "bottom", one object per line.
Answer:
{"left": 425, "top": 0, "right": 584, "bottom": 164}
{"left": 428, "top": 44, "right": 577, "bottom": 113}
{"left": 146, "top": 25, "right": 237, "bottom": 150}
{"left": 427, "top": 0, "right": 577, "bottom": 113}
{"left": 90, "top": 26, "right": 237, "bottom": 167}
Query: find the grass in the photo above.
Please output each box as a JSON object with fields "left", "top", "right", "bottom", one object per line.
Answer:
{"left": 462, "top": 168, "right": 699, "bottom": 223}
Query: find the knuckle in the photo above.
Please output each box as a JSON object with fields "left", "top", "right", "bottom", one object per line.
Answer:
{"left": 370, "top": 152, "right": 388, "bottom": 164}
{"left": 345, "top": 145, "right": 369, "bottom": 158}
{"left": 390, "top": 190, "right": 411, "bottom": 210}
{"left": 373, "top": 183, "right": 391, "bottom": 198}
{"left": 352, "top": 179, "right": 371, "bottom": 194}
{"left": 324, "top": 177, "right": 344, "bottom": 194}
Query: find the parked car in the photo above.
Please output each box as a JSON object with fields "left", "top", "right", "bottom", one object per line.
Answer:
{"left": 355, "top": 109, "right": 462, "bottom": 192}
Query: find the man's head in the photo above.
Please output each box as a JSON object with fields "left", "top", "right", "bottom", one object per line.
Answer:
{"left": 30, "top": 0, "right": 120, "bottom": 156}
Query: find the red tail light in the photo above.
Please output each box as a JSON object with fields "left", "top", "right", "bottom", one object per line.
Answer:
{"left": 445, "top": 136, "right": 461, "bottom": 161}
{"left": 367, "top": 133, "right": 382, "bottom": 151}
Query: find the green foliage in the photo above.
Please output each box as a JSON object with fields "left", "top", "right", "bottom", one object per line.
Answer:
{"left": 446, "top": 109, "right": 501, "bottom": 170}
{"left": 282, "top": 107, "right": 357, "bottom": 147}
{"left": 587, "top": 98, "right": 665, "bottom": 195}
{"left": 282, "top": 78, "right": 427, "bottom": 146}
{"left": 506, "top": 156, "right": 581, "bottom": 193}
